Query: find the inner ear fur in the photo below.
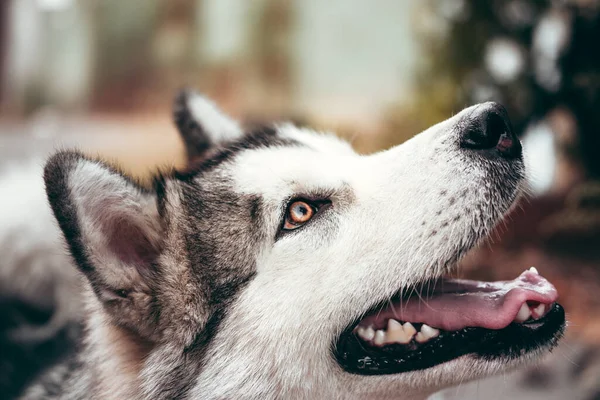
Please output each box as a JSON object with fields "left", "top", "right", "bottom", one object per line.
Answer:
{"left": 44, "top": 151, "right": 165, "bottom": 340}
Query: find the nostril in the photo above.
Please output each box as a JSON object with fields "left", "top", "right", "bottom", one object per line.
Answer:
{"left": 459, "top": 103, "right": 522, "bottom": 159}
{"left": 486, "top": 112, "right": 509, "bottom": 145}
{"left": 460, "top": 113, "right": 505, "bottom": 150}
{"left": 461, "top": 126, "right": 498, "bottom": 150}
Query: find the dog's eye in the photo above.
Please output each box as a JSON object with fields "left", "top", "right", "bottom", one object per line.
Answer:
{"left": 283, "top": 201, "right": 316, "bottom": 230}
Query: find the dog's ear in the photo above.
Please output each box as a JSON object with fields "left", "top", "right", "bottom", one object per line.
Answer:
{"left": 44, "top": 151, "right": 164, "bottom": 340}
{"left": 173, "top": 89, "right": 243, "bottom": 161}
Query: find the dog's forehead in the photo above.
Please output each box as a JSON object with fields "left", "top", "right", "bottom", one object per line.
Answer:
{"left": 276, "top": 124, "right": 355, "bottom": 155}
{"left": 226, "top": 125, "right": 359, "bottom": 199}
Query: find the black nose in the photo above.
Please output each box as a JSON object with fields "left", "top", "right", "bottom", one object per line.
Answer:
{"left": 459, "top": 102, "right": 521, "bottom": 159}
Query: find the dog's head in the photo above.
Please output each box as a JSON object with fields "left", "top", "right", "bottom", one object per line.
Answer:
{"left": 44, "top": 91, "right": 565, "bottom": 399}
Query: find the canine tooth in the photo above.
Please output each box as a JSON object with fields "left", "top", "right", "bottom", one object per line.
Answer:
{"left": 373, "top": 330, "right": 386, "bottom": 346}
{"left": 514, "top": 303, "right": 531, "bottom": 323}
{"left": 529, "top": 266, "right": 539, "bottom": 274}
{"left": 532, "top": 303, "right": 546, "bottom": 319}
{"left": 402, "top": 322, "right": 417, "bottom": 337}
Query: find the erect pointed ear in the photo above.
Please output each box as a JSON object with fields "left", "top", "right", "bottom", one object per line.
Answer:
{"left": 173, "top": 89, "right": 244, "bottom": 161}
{"left": 44, "top": 151, "right": 164, "bottom": 339}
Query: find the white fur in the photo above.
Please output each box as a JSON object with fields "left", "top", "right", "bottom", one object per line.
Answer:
{"left": 187, "top": 94, "right": 243, "bottom": 142}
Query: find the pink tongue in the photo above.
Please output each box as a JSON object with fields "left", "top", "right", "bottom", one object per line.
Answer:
{"left": 363, "top": 269, "right": 558, "bottom": 332}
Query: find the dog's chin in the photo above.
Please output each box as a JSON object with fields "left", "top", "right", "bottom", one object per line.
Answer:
{"left": 334, "top": 249, "right": 565, "bottom": 376}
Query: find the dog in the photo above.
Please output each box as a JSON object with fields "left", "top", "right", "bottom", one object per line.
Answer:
{"left": 20, "top": 91, "right": 565, "bottom": 399}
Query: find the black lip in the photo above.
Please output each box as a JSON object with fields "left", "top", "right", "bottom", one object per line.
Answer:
{"left": 334, "top": 303, "right": 566, "bottom": 375}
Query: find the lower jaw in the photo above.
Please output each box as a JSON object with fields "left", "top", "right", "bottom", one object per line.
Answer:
{"left": 334, "top": 303, "right": 566, "bottom": 375}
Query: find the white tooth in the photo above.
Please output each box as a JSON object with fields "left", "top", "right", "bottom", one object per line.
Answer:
{"left": 386, "top": 320, "right": 411, "bottom": 344}
{"left": 402, "top": 322, "right": 417, "bottom": 337}
{"left": 356, "top": 327, "right": 364, "bottom": 338}
{"left": 387, "top": 319, "right": 403, "bottom": 331}
{"left": 514, "top": 303, "right": 531, "bottom": 323}
{"left": 415, "top": 332, "right": 428, "bottom": 343}
{"left": 373, "top": 330, "right": 386, "bottom": 346}
{"left": 359, "top": 326, "right": 375, "bottom": 341}
{"left": 532, "top": 303, "right": 546, "bottom": 319}
{"left": 386, "top": 331, "right": 411, "bottom": 344}
{"left": 420, "top": 324, "right": 440, "bottom": 339}
{"left": 529, "top": 266, "right": 539, "bottom": 274}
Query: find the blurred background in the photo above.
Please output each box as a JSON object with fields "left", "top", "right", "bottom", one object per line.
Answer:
{"left": 1, "top": 0, "right": 599, "bottom": 399}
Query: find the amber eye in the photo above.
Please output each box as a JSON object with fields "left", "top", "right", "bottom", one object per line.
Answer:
{"left": 283, "top": 201, "right": 315, "bottom": 230}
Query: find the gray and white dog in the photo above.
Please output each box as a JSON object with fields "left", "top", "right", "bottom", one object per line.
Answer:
{"left": 21, "top": 91, "right": 565, "bottom": 400}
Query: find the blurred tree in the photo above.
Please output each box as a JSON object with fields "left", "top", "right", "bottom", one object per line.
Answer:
{"left": 418, "top": 0, "right": 600, "bottom": 180}
{"left": 90, "top": 0, "right": 161, "bottom": 111}
{"left": 0, "top": 1, "right": 7, "bottom": 106}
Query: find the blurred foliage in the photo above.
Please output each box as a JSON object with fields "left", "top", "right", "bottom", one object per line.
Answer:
{"left": 410, "top": 0, "right": 600, "bottom": 179}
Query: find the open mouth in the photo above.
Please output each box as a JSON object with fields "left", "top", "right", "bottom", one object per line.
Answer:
{"left": 334, "top": 267, "right": 566, "bottom": 375}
